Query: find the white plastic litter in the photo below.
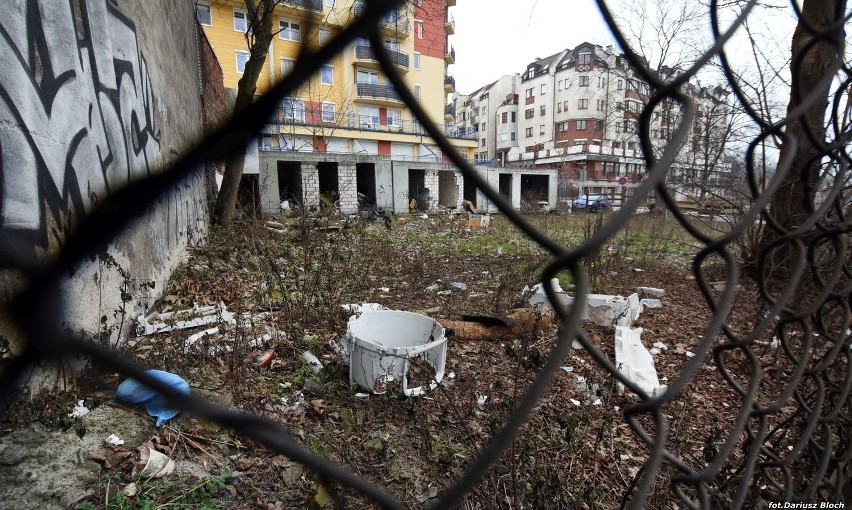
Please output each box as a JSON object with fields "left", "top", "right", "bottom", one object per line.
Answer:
{"left": 346, "top": 310, "right": 447, "bottom": 397}
{"left": 451, "top": 282, "right": 467, "bottom": 290}
{"left": 686, "top": 351, "right": 696, "bottom": 358}
{"left": 477, "top": 395, "right": 488, "bottom": 405}
{"left": 135, "top": 446, "right": 175, "bottom": 478}
{"left": 136, "top": 302, "right": 234, "bottom": 336}
{"left": 615, "top": 326, "right": 666, "bottom": 398}
{"left": 378, "top": 287, "right": 390, "bottom": 293}
{"left": 341, "top": 303, "right": 388, "bottom": 314}
{"left": 570, "top": 399, "right": 581, "bottom": 406}
{"left": 183, "top": 327, "right": 220, "bottom": 353}
{"left": 524, "top": 278, "right": 575, "bottom": 311}
{"left": 640, "top": 299, "right": 662, "bottom": 309}
{"left": 68, "top": 400, "right": 90, "bottom": 418}
{"left": 105, "top": 434, "right": 125, "bottom": 446}
{"left": 561, "top": 366, "right": 574, "bottom": 372}
{"left": 637, "top": 287, "right": 666, "bottom": 297}
{"left": 302, "top": 351, "right": 324, "bottom": 373}
{"left": 593, "top": 399, "right": 602, "bottom": 406}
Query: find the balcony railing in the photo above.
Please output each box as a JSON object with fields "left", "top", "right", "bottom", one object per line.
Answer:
{"left": 444, "top": 103, "right": 456, "bottom": 117}
{"left": 444, "top": 14, "right": 455, "bottom": 34}
{"left": 444, "top": 45, "right": 455, "bottom": 64}
{"left": 281, "top": 0, "right": 323, "bottom": 12}
{"left": 354, "top": 3, "right": 410, "bottom": 34}
{"left": 354, "top": 44, "right": 409, "bottom": 69}
{"left": 356, "top": 82, "right": 403, "bottom": 102}
{"left": 262, "top": 110, "right": 476, "bottom": 140}
{"left": 444, "top": 75, "right": 456, "bottom": 91}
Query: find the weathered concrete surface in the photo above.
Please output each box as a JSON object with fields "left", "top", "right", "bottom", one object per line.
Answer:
{"left": 0, "top": 0, "right": 210, "bottom": 368}
{"left": 614, "top": 326, "right": 665, "bottom": 398}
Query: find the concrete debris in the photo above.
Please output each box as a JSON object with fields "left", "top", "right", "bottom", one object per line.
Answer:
{"left": 302, "top": 351, "right": 323, "bottom": 373}
{"left": 68, "top": 400, "right": 90, "bottom": 418}
{"left": 640, "top": 299, "right": 662, "bottom": 309}
{"left": 523, "top": 278, "right": 575, "bottom": 312}
{"left": 183, "top": 327, "right": 219, "bottom": 353}
{"left": 614, "top": 326, "right": 666, "bottom": 398}
{"left": 588, "top": 293, "right": 643, "bottom": 327}
{"left": 438, "top": 308, "right": 553, "bottom": 342}
{"left": 637, "top": 286, "right": 666, "bottom": 297}
{"left": 649, "top": 342, "right": 668, "bottom": 356}
{"left": 136, "top": 302, "right": 234, "bottom": 336}
{"left": 346, "top": 310, "right": 447, "bottom": 397}
{"left": 303, "top": 379, "right": 326, "bottom": 397}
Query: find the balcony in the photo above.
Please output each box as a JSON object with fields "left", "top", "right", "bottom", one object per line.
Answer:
{"left": 356, "top": 82, "right": 403, "bottom": 105}
{"left": 281, "top": 0, "right": 323, "bottom": 12}
{"left": 263, "top": 111, "right": 476, "bottom": 142}
{"left": 444, "top": 75, "right": 455, "bottom": 93}
{"left": 446, "top": 0, "right": 456, "bottom": 6}
{"left": 444, "top": 45, "right": 455, "bottom": 64}
{"left": 354, "top": 3, "right": 410, "bottom": 37}
{"left": 444, "top": 14, "right": 455, "bottom": 34}
{"left": 354, "top": 44, "right": 410, "bottom": 71}
{"left": 444, "top": 103, "right": 455, "bottom": 122}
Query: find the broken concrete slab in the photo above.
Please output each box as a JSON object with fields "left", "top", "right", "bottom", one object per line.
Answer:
{"left": 614, "top": 326, "right": 666, "bottom": 398}
{"left": 523, "top": 278, "right": 576, "bottom": 313}
{"left": 589, "top": 293, "right": 643, "bottom": 327}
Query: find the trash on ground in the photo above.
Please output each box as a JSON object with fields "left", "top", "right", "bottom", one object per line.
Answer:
{"left": 341, "top": 302, "right": 388, "bottom": 314}
{"left": 136, "top": 302, "right": 235, "bottom": 336}
{"left": 122, "top": 482, "right": 138, "bottom": 497}
{"left": 640, "top": 298, "right": 662, "bottom": 309}
{"left": 614, "top": 326, "right": 666, "bottom": 398}
{"left": 378, "top": 287, "right": 390, "bottom": 293}
{"left": 302, "top": 351, "right": 323, "bottom": 373}
{"left": 593, "top": 398, "right": 602, "bottom": 406}
{"left": 303, "top": 379, "right": 326, "bottom": 397}
{"left": 134, "top": 445, "right": 175, "bottom": 478}
{"left": 477, "top": 395, "right": 488, "bottom": 405}
{"left": 468, "top": 213, "right": 490, "bottom": 229}
{"left": 345, "top": 310, "right": 447, "bottom": 397}
{"left": 183, "top": 327, "right": 220, "bottom": 353}
{"left": 523, "top": 278, "right": 574, "bottom": 311}
{"left": 424, "top": 284, "right": 439, "bottom": 293}
{"left": 451, "top": 282, "right": 467, "bottom": 291}
{"left": 769, "top": 337, "right": 780, "bottom": 348}
{"left": 570, "top": 399, "right": 581, "bottom": 406}
{"left": 438, "top": 308, "right": 553, "bottom": 342}
{"left": 637, "top": 286, "right": 666, "bottom": 297}
{"left": 561, "top": 366, "right": 574, "bottom": 372}
{"left": 68, "top": 400, "right": 91, "bottom": 418}
{"left": 354, "top": 393, "right": 370, "bottom": 399}
{"left": 105, "top": 434, "right": 125, "bottom": 446}
{"left": 419, "top": 213, "right": 429, "bottom": 220}
{"left": 253, "top": 350, "right": 277, "bottom": 369}
{"left": 572, "top": 339, "right": 584, "bottom": 350}
{"left": 116, "top": 370, "right": 190, "bottom": 427}
{"left": 686, "top": 351, "right": 696, "bottom": 358}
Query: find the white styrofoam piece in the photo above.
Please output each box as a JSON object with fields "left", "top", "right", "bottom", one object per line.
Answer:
{"left": 615, "top": 326, "right": 666, "bottom": 398}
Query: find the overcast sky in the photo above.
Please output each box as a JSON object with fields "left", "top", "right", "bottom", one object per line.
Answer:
{"left": 450, "top": 0, "right": 614, "bottom": 94}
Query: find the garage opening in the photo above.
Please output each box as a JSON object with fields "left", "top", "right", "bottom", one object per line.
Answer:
{"left": 356, "top": 163, "right": 377, "bottom": 210}
{"left": 521, "top": 174, "right": 550, "bottom": 212}
{"left": 498, "top": 173, "right": 512, "bottom": 200}
{"left": 277, "top": 161, "right": 302, "bottom": 208}
{"left": 438, "top": 171, "right": 458, "bottom": 208}
{"left": 463, "top": 172, "right": 477, "bottom": 207}
{"left": 408, "top": 169, "right": 428, "bottom": 211}
{"left": 318, "top": 162, "right": 339, "bottom": 211}
{"left": 237, "top": 175, "right": 260, "bottom": 218}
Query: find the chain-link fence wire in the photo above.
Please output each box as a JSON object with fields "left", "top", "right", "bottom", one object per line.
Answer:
{"left": 1, "top": 0, "right": 850, "bottom": 507}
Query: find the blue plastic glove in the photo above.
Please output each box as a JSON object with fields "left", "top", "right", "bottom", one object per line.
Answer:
{"left": 117, "top": 369, "right": 190, "bottom": 427}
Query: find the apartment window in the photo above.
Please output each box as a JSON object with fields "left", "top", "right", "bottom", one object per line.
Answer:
{"left": 577, "top": 120, "right": 587, "bottom": 130}
{"left": 481, "top": 105, "right": 487, "bottom": 115}
{"left": 322, "top": 102, "right": 335, "bottom": 122}
{"left": 414, "top": 84, "right": 422, "bottom": 101}
{"left": 540, "top": 105, "right": 546, "bottom": 116}
{"left": 417, "top": 0, "right": 423, "bottom": 5}
{"left": 233, "top": 9, "right": 248, "bottom": 32}
{"left": 525, "top": 146, "right": 535, "bottom": 153}
{"left": 525, "top": 108, "right": 534, "bottom": 119}
{"left": 615, "top": 122, "right": 622, "bottom": 133}
{"left": 235, "top": 50, "right": 249, "bottom": 73}
{"left": 557, "top": 122, "right": 567, "bottom": 132}
{"left": 616, "top": 101, "right": 623, "bottom": 110}
{"left": 578, "top": 99, "right": 588, "bottom": 109}
{"left": 388, "top": 108, "right": 401, "bottom": 127}
{"left": 502, "top": 112, "right": 508, "bottom": 123}
{"left": 595, "top": 120, "right": 602, "bottom": 131}
{"left": 558, "top": 80, "right": 563, "bottom": 91}
{"left": 360, "top": 105, "right": 379, "bottom": 126}
{"left": 525, "top": 127, "right": 533, "bottom": 138}
{"left": 415, "top": 20, "right": 424, "bottom": 38}
{"left": 579, "top": 52, "right": 591, "bottom": 65}
{"left": 511, "top": 132, "right": 516, "bottom": 141}
{"left": 481, "top": 123, "right": 486, "bottom": 131}
{"left": 627, "top": 100, "right": 637, "bottom": 113}
{"left": 279, "top": 19, "right": 301, "bottom": 41}
{"left": 357, "top": 69, "right": 379, "bottom": 83}
{"left": 557, "top": 102, "right": 563, "bottom": 113}
{"left": 640, "top": 83, "right": 650, "bottom": 95}
{"left": 617, "top": 79, "right": 623, "bottom": 90}
{"left": 575, "top": 139, "right": 586, "bottom": 146}
{"left": 319, "top": 28, "right": 332, "bottom": 45}
{"left": 480, "top": 138, "right": 487, "bottom": 147}
{"left": 284, "top": 97, "right": 305, "bottom": 123}
{"left": 596, "top": 99, "right": 603, "bottom": 111}
{"left": 525, "top": 88, "right": 533, "bottom": 99}
{"left": 413, "top": 52, "right": 421, "bottom": 70}
{"left": 196, "top": 2, "right": 211, "bottom": 25}
{"left": 320, "top": 65, "right": 333, "bottom": 85}
{"left": 539, "top": 124, "right": 545, "bottom": 135}
{"left": 563, "top": 100, "right": 569, "bottom": 110}
{"left": 540, "top": 83, "right": 547, "bottom": 94}
{"left": 628, "top": 80, "right": 638, "bottom": 91}
{"left": 511, "top": 112, "right": 516, "bottom": 122}
{"left": 280, "top": 58, "right": 295, "bottom": 77}
{"left": 579, "top": 76, "right": 589, "bottom": 87}
{"left": 326, "top": 0, "right": 335, "bottom": 6}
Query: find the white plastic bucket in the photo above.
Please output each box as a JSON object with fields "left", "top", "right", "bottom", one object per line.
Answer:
{"left": 346, "top": 310, "right": 447, "bottom": 397}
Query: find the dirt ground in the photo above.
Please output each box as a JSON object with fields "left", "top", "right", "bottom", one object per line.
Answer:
{"left": 1, "top": 212, "right": 844, "bottom": 509}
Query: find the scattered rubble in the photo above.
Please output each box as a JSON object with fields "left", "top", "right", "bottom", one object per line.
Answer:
{"left": 614, "top": 326, "right": 666, "bottom": 398}
{"left": 136, "top": 302, "right": 234, "bottom": 336}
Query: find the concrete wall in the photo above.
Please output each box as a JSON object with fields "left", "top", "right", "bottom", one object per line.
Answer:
{"left": 0, "top": 0, "right": 209, "bottom": 354}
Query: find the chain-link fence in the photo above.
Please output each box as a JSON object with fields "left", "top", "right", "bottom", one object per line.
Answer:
{"left": 1, "top": 0, "right": 850, "bottom": 508}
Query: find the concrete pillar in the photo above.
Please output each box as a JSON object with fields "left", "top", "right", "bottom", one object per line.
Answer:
{"left": 548, "top": 173, "right": 558, "bottom": 210}
{"left": 455, "top": 170, "right": 465, "bottom": 210}
{"left": 424, "top": 170, "right": 440, "bottom": 211}
{"left": 258, "top": 158, "right": 280, "bottom": 217}
{"left": 511, "top": 173, "right": 522, "bottom": 210}
{"left": 375, "top": 160, "right": 394, "bottom": 211}
{"left": 391, "top": 163, "right": 409, "bottom": 214}
{"left": 337, "top": 162, "right": 358, "bottom": 214}
{"left": 302, "top": 163, "right": 320, "bottom": 210}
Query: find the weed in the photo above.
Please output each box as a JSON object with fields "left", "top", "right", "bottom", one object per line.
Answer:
{"left": 76, "top": 471, "right": 231, "bottom": 510}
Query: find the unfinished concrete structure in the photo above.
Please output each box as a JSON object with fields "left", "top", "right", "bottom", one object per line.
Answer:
{"left": 257, "top": 152, "right": 558, "bottom": 215}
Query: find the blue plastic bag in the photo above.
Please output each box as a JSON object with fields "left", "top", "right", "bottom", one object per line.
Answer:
{"left": 117, "top": 370, "right": 190, "bottom": 427}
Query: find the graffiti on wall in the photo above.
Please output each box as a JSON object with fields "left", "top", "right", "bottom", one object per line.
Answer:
{"left": 0, "top": 0, "right": 161, "bottom": 260}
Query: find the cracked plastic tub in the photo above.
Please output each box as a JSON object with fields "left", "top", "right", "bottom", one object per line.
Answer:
{"left": 345, "top": 310, "right": 447, "bottom": 397}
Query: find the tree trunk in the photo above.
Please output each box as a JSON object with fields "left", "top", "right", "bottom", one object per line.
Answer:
{"left": 213, "top": 0, "right": 276, "bottom": 228}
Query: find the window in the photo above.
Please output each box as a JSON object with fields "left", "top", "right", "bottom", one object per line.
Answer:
{"left": 279, "top": 19, "right": 300, "bottom": 41}
{"left": 326, "top": 0, "right": 335, "bottom": 6}
{"left": 594, "top": 120, "right": 602, "bottom": 131}
{"left": 617, "top": 80, "right": 623, "bottom": 91}
{"left": 579, "top": 52, "right": 591, "bottom": 65}
{"left": 360, "top": 105, "right": 379, "bottom": 126}
{"left": 236, "top": 51, "right": 250, "bottom": 73}
{"left": 481, "top": 105, "right": 487, "bottom": 114}
{"left": 576, "top": 120, "right": 587, "bottom": 130}
{"left": 319, "top": 65, "right": 334, "bottom": 85}
{"left": 539, "top": 124, "right": 545, "bottom": 135}
{"left": 627, "top": 101, "right": 637, "bottom": 113}
{"left": 540, "top": 83, "right": 547, "bottom": 94}
{"left": 511, "top": 132, "right": 516, "bottom": 141}
{"left": 525, "top": 88, "right": 533, "bottom": 99}
{"left": 417, "top": 0, "right": 423, "bottom": 5}
{"left": 525, "top": 108, "right": 534, "bottom": 119}
{"left": 280, "top": 58, "right": 295, "bottom": 77}
{"left": 319, "top": 28, "right": 332, "bottom": 45}
{"left": 480, "top": 138, "right": 486, "bottom": 147}
{"left": 357, "top": 69, "right": 378, "bottom": 83}
{"left": 596, "top": 99, "right": 604, "bottom": 111}
{"left": 557, "top": 102, "right": 563, "bottom": 113}
{"left": 525, "top": 127, "right": 533, "bottom": 138}
{"left": 525, "top": 146, "right": 535, "bottom": 153}
{"left": 322, "top": 102, "right": 335, "bottom": 122}
{"left": 615, "top": 122, "right": 622, "bottom": 133}
{"left": 578, "top": 99, "right": 588, "bottom": 109}
{"left": 628, "top": 80, "right": 638, "bottom": 91}
{"left": 284, "top": 97, "right": 305, "bottom": 123}
{"left": 558, "top": 80, "right": 563, "bottom": 91}
{"left": 481, "top": 123, "right": 486, "bottom": 131}
{"left": 579, "top": 76, "right": 589, "bottom": 87}
{"left": 540, "top": 105, "right": 546, "bottom": 116}
{"left": 233, "top": 9, "right": 248, "bottom": 32}
{"left": 414, "top": 84, "right": 421, "bottom": 101}
{"left": 413, "top": 52, "right": 421, "bottom": 70}
{"left": 563, "top": 100, "right": 569, "bottom": 110}
{"left": 196, "top": 2, "right": 211, "bottom": 25}
{"left": 502, "top": 112, "right": 508, "bottom": 123}
{"left": 387, "top": 108, "right": 401, "bottom": 127}
{"left": 557, "top": 122, "right": 567, "bottom": 132}
{"left": 415, "top": 20, "right": 424, "bottom": 38}
{"left": 511, "top": 112, "right": 516, "bottom": 122}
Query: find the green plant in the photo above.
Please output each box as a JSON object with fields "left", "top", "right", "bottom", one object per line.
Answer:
{"left": 76, "top": 471, "right": 231, "bottom": 510}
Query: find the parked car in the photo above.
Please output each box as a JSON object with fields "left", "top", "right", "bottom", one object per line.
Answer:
{"left": 573, "top": 194, "right": 612, "bottom": 212}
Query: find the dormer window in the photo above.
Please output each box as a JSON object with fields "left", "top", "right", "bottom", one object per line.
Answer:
{"left": 579, "top": 53, "right": 592, "bottom": 65}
